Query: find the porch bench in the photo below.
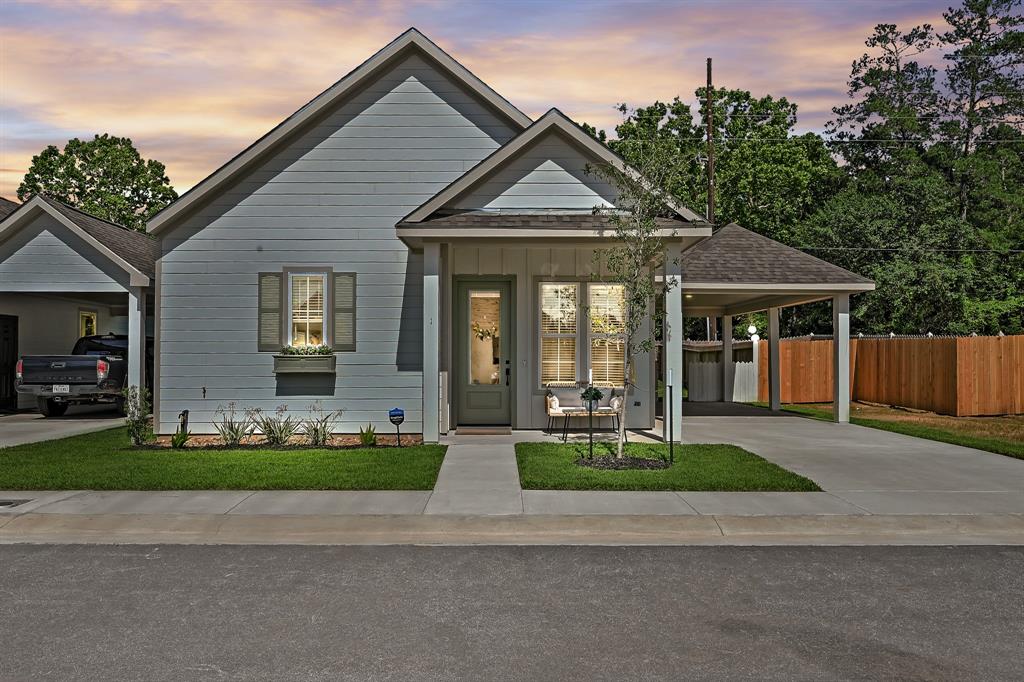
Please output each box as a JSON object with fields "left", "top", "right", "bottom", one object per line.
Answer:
{"left": 545, "top": 385, "right": 626, "bottom": 442}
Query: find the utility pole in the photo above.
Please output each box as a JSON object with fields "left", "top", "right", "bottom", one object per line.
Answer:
{"left": 706, "top": 57, "right": 716, "bottom": 342}
{"left": 706, "top": 57, "right": 715, "bottom": 225}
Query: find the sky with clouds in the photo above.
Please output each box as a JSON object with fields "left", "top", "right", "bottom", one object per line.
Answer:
{"left": 0, "top": 0, "right": 953, "bottom": 198}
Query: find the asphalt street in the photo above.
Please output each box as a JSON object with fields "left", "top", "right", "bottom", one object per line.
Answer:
{"left": 1, "top": 545, "right": 1021, "bottom": 681}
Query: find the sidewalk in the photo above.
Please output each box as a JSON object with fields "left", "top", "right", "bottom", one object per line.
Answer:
{"left": 2, "top": 420, "right": 1022, "bottom": 545}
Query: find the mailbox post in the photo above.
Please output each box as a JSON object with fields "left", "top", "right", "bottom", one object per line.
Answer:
{"left": 389, "top": 408, "right": 405, "bottom": 447}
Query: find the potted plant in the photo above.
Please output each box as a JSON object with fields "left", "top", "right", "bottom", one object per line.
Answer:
{"left": 273, "top": 344, "right": 337, "bottom": 374}
{"left": 580, "top": 385, "right": 604, "bottom": 413}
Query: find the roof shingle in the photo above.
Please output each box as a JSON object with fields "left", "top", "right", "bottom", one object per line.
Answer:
{"left": 680, "top": 223, "right": 872, "bottom": 286}
{"left": 37, "top": 196, "right": 158, "bottom": 278}
{"left": 398, "top": 211, "right": 689, "bottom": 232}
{"left": 0, "top": 197, "right": 18, "bottom": 221}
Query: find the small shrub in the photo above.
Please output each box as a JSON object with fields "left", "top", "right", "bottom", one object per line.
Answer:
{"left": 580, "top": 386, "right": 604, "bottom": 403}
{"left": 170, "top": 430, "right": 191, "bottom": 449}
{"left": 122, "top": 385, "right": 152, "bottom": 446}
{"left": 279, "top": 344, "right": 334, "bottom": 356}
{"left": 359, "top": 423, "right": 377, "bottom": 446}
{"left": 256, "top": 405, "right": 300, "bottom": 446}
{"left": 301, "top": 402, "right": 339, "bottom": 446}
{"left": 213, "top": 402, "right": 257, "bottom": 446}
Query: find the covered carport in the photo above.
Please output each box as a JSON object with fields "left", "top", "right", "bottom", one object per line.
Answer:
{"left": 663, "top": 223, "right": 874, "bottom": 439}
{"left": 0, "top": 195, "right": 155, "bottom": 412}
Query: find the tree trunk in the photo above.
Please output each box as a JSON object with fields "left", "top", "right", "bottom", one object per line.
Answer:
{"left": 616, "top": 356, "right": 630, "bottom": 458}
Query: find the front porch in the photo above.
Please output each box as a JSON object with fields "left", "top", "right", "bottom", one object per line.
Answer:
{"left": 414, "top": 223, "right": 874, "bottom": 444}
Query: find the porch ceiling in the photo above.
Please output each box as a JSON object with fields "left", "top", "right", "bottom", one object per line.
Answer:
{"left": 680, "top": 285, "right": 869, "bottom": 317}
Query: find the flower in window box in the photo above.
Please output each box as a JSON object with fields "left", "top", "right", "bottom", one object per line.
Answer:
{"left": 280, "top": 344, "right": 334, "bottom": 356}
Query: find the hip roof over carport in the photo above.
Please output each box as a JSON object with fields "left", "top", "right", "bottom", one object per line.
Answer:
{"left": 676, "top": 223, "right": 874, "bottom": 316}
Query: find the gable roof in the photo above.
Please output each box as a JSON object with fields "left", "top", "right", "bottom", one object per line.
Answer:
{"left": 0, "top": 197, "right": 18, "bottom": 221}
{"left": 147, "top": 28, "right": 532, "bottom": 235}
{"left": 0, "top": 195, "right": 156, "bottom": 285}
{"left": 402, "top": 108, "right": 709, "bottom": 224}
{"left": 680, "top": 223, "right": 873, "bottom": 288}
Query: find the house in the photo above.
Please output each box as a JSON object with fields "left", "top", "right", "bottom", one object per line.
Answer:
{"left": 2, "top": 29, "right": 872, "bottom": 438}
{"left": 0, "top": 196, "right": 155, "bottom": 410}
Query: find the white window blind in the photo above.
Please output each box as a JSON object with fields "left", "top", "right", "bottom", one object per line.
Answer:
{"left": 289, "top": 273, "right": 326, "bottom": 346}
{"left": 588, "top": 284, "right": 626, "bottom": 386}
{"left": 539, "top": 283, "right": 578, "bottom": 385}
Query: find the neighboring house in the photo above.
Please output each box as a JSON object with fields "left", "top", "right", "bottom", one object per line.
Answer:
{"left": 0, "top": 196, "right": 155, "bottom": 410}
{"left": 137, "top": 28, "right": 865, "bottom": 439}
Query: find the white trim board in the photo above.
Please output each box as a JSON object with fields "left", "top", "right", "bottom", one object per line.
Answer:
{"left": 403, "top": 109, "right": 709, "bottom": 224}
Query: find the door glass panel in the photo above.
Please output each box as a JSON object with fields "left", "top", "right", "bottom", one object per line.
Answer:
{"left": 468, "top": 291, "right": 501, "bottom": 385}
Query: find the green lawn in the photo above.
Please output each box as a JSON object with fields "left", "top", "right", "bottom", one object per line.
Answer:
{"left": 751, "top": 402, "right": 1024, "bottom": 460}
{"left": 0, "top": 427, "right": 447, "bottom": 490}
{"left": 515, "top": 441, "right": 820, "bottom": 491}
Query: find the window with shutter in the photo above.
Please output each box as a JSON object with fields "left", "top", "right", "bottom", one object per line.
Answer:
{"left": 332, "top": 273, "right": 356, "bottom": 352}
{"left": 257, "top": 272, "right": 283, "bottom": 351}
{"left": 539, "top": 283, "right": 577, "bottom": 385}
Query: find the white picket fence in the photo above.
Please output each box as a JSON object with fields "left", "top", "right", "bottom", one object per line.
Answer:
{"left": 687, "top": 360, "right": 758, "bottom": 403}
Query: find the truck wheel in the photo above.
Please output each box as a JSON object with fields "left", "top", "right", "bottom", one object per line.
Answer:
{"left": 37, "top": 398, "right": 68, "bottom": 418}
{"left": 114, "top": 397, "right": 126, "bottom": 416}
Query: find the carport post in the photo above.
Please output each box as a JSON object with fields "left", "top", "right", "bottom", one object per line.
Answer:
{"left": 767, "top": 307, "right": 781, "bottom": 411}
{"left": 127, "top": 286, "right": 146, "bottom": 392}
{"left": 721, "top": 315, "right": 733, "bottom": 402}
{"left": 832, "top": 294, "right": 850, "bottom": 423}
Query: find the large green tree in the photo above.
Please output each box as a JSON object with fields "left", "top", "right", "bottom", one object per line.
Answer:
{"left": 589, "top": 90, "right": 839, "bottom": 247}
{"left": 17, "top": 134, "right": 177, "bottom": 231}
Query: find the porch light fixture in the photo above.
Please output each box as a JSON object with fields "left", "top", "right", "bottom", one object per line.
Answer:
{"left": 747, "top": 324, "right": 757, "bottom": 336}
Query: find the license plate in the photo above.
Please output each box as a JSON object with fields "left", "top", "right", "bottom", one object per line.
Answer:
{"left": 51, "top": 384, "right": 70, "bottom": 394}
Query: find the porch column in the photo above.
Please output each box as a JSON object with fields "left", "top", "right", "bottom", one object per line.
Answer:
{"left": 664, "top": 249, "right": 684, "bottom": 442}
{"left": 767, "top": 306, "right": 781, "bottom": 411}
{"left": 423, "top": 243, "right": 441, "bottom": 442}
{"left": 721, "top": 315, "right": 733, "bottom": 402}
{"left": 127, "top": 286, "right": 146, "bottom": 393}
{"left": 832, "top": 294, "right": 851, "bottom": 423}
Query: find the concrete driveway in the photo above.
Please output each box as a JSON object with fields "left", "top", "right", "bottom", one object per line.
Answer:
{"left": 683, "top": 406, "right": 1024, "bottom": 514}
{"left": 0, "top": 406, "right": 122, "bottom": 448}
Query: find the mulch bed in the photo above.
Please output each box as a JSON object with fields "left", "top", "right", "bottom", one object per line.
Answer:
{"left": 148, "top": 433, "right": 422, "bottom": 450}
{"left": 575, "top": 456, "right": 670, "bottom": 471}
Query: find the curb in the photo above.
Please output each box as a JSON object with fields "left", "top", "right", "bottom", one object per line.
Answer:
{"left": 1, "top": 513, "right": 1023, "bottom": 546}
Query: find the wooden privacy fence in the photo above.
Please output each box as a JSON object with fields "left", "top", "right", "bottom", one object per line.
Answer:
{"left": 757, "top": 335, "right": 1024, "bottom": 416}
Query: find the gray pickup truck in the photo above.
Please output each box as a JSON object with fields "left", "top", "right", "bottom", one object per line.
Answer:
{"left": 15, "top": 334, "right": 153, "bottom": 417}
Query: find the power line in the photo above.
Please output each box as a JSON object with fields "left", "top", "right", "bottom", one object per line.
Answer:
{"left": 801, "top": 247, "right": 1024, "bottom": 254}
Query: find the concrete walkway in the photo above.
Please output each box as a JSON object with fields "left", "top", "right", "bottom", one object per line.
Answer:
{"left": 0, "top": 407, "right": 122, "bottom": 448}
{"left": 423, "top": 441, "right": 523, "bottom": 514}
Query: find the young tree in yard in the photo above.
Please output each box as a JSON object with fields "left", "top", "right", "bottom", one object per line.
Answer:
{"left": 586, "top": 106, "right": 693, "bottom": 458}
{"left": 17, "top": 134, "right": 177, "bottom": 231}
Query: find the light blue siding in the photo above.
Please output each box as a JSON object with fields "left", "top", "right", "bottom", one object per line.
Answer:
{"left": 0, "top": 214, "right": 129, "bottom": 292}
{"left": 158, "top": 53, "right": 517, "bottom": 434}
{"left": 452, "top": 134, "right": 618, "bottom": 212}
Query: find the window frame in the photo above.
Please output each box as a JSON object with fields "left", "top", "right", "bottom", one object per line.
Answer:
{"left": 535, "top": 279, "right": 629, "bottom": 391}
{"left": 587, "top": 283, "right": 627, "bottom": 387}
{"left": 537, "top": 281, "right": 581, "bottom": 389}
{"left": 78, "top": 309, "right": 98, "bottom": 338}
{"left": 284, "top": 268, "right": 332, "bottom": 348}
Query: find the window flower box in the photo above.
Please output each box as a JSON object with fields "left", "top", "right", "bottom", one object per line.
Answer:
{"left": 273, "top": 353, "right": 336, "bottom": 374}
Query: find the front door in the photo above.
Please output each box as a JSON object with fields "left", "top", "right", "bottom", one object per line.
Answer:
{"left": 455, "top": 279, "right": 513, "bottom": 425}
{"left": 0, "top": 315, "right": 17, "bottom": 412}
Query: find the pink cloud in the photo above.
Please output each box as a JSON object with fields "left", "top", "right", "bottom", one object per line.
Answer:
{"left": 0, "top": 0, "right": 949, "bottom": 199}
